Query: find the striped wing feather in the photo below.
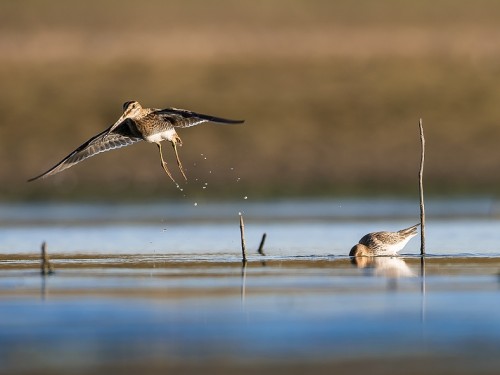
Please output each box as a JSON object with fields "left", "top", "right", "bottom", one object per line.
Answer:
{"left": 155, "top": 107, "right": 244, "bottom": 128}
{"left": 29, "top": 121, "right": 142, "bottom": 181}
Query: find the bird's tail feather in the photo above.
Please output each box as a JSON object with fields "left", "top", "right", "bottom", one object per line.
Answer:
{"left": 398, "top": 223, "right": 420, "bottom": 236}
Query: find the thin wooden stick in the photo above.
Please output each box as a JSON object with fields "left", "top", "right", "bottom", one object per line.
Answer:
{"left": 239, "top": 214, "right": 247, "bottom": 264}
{"left": 418, "top": 118, "right": 426, "bottom": 255}
{"left": 257, "top": 233, "right": 267, "bottom": 256}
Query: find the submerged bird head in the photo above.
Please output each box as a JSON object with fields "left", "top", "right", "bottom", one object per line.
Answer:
{"left": 349, "top": 243, "right": 373, "bottom": 257}
{"left": 349, "top": 244, "right": 375, "bottom": 269}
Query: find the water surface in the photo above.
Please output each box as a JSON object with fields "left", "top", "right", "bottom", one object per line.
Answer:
{"left": 1, "top": 199, "right": 499, "bottom": 374}
{"left": 1, "top": 198, "right": 499, "bottom": 256}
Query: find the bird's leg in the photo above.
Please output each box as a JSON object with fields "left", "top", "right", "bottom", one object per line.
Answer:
{"left": 156, "top": 142, "right": 176, "bottom": 184}
{"left": 172, "top": 137, "right": 187, "bottom": 181}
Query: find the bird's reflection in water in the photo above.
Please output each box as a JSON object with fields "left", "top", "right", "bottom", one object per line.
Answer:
{"left": 351, "top": 256, "right": 414, "bottom": 278}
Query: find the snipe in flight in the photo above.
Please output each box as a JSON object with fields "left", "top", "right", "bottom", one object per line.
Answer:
{"left": 29, "top": 101, "right": 244, "bottom": 184}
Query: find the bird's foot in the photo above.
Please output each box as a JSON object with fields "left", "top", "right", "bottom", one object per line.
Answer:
{"left": 161, "top": 162, "right": 177, "bottom": 184}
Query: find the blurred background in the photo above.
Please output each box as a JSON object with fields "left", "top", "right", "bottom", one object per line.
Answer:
{"left": 2, "top": 0, "right": 500, "bottom": 201}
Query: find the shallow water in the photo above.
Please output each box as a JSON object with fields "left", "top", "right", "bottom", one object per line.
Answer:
{"left": 1, "top": 198, "right": 499, "bottom": 256}
{"left": 1, "top": 199, "right": 499, "bottom": 374}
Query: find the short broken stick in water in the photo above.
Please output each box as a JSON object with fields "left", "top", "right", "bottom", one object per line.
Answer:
{"left": 257, "top": 233, "right": 267, "bottom": 256}
{"left": 41, "top": 241, "right": 54, "bottom": 275}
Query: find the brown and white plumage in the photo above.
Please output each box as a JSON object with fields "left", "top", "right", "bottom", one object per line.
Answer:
{"left": 349, "top": 224, "right": 420, "bottom": 257}
{"left": 29, "top": 101, "right": 244, "bottom": 183}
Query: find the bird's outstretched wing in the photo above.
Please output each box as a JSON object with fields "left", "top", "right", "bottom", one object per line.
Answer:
{"left": 155, "top": 107, "right": 244, "bottom": 128}
{"left": 28, "top": 120, "right": 142, "bottom": 181}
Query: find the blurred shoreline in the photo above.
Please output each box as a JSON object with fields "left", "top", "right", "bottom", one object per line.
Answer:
{"left": 3, "top": 0, "right": 500, "bottom": 200}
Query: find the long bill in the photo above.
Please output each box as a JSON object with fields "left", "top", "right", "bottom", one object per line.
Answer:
{"left": 105, "top": 113, "right": 129, "bottom": 136}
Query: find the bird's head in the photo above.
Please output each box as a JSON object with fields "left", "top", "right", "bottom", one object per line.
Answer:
{"left": 122, "top": 100, "right": 143, "bottom": 117}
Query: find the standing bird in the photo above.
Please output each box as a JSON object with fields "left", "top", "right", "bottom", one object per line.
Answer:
{"left": 349, "top": 224, "right": 420, "bottom": 257}
{"left": 28, "top": 101, "right": 244, "bottom": 184}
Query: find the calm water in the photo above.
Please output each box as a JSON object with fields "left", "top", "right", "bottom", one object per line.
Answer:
{"left": 1, "top": 199, "right": 499, "bottom": 374}
{"left": 1, "top": 198, "right": 499, "bottom": 255}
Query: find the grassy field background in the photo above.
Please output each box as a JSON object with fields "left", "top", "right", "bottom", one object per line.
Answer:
{"left": 2, "top": 0, "right": 500, "bottom": 200}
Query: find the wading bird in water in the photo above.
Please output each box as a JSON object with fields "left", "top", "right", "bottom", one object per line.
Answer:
{"left": 349, "top": 224, "right": 420, "bottom": 257}
{"left": 29, "top": 101, "right": 244, "bottom": 184}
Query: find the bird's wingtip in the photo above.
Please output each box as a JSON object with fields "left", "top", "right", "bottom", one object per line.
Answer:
{"left": 224, "top": 119, "right": 245, "bottom": 124}
{"left": 27, "top": 171, "right": 51, "bottom": 182}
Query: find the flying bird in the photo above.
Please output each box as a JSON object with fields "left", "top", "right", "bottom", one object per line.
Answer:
{"left": 29, "top": 101, "right": 244, "bottom": 184}
{"left": 349, "top": 224, "right": 420, "bottom": 257}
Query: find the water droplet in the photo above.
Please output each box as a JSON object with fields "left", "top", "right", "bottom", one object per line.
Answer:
{"left": 162, "top": 228, "right": 167, "bottom": 232}
{"left": 236, "top": 177, "right": 241, "bottom": 182}
{"left": 194, "top": 202, "right": 198, "bottom": 207}
{"left": 238, "top": 212, "right": 242, "bottom": 216}
{"left": 202, "top": 186, "right": 207, "bottom": 189}
{"left": 230, "top": 167, "right": 234, "bottom": 171}
{"left": 209, "top": 170, "right": 212, "bottom": 174}
{"left": 244, "top": 196, "right": 248, "bottom": 200}
{"left": 204, "top": 182, "right": 208, "bottom": 186}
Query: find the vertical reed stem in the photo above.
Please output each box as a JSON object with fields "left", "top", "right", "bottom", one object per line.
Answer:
{"left": 239, "top": 214, "right": 247, "bottom": 264}
{"left": 418, "top": 118, "right": 426, "bottom": 255}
